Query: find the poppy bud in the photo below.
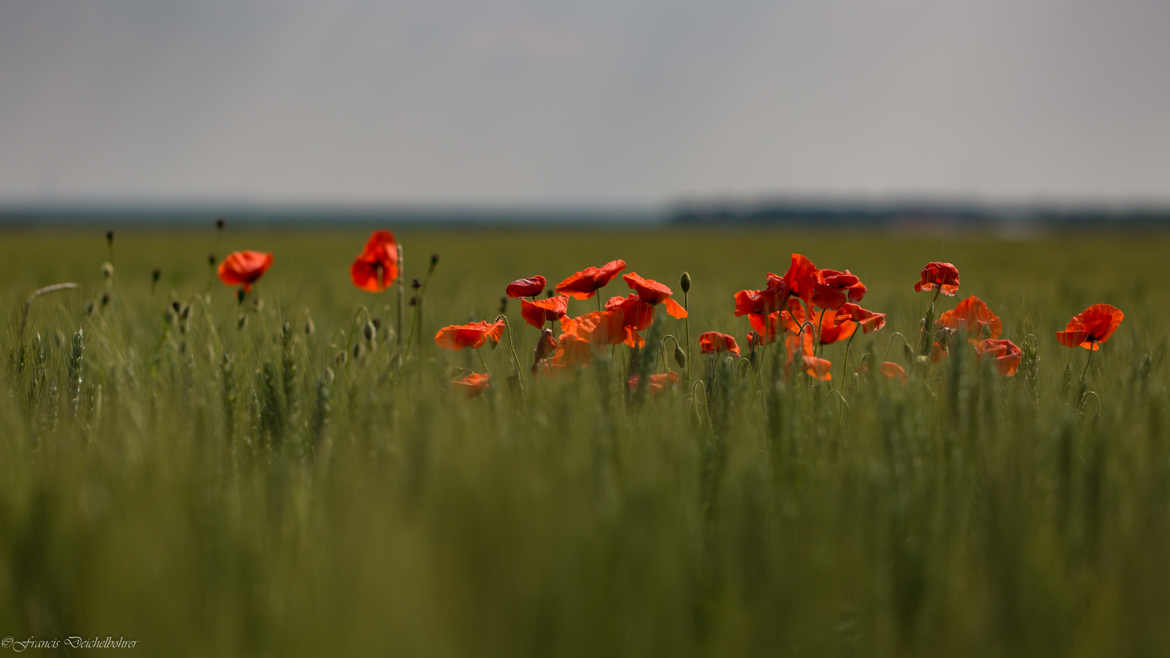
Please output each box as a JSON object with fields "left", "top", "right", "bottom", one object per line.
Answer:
{"left": 180, "top": 304, "right": 190, "bottom": 321}
{"left": 151, "top": 268, "right": 161, "bottom": 283}
{"left": 208, "top": 253, "right": 217, "bottom": 267}
{"left": 304, "top": 316, "right": 316, "bottom": 336}
{"left": 172, "top": 301, "right": 182, "bottom": 313}
{"left": 281, "top": 321, "right": 292, "bottom": 341}
{"left": 429, "top": 253, "right": 439, "bottom": 273}
{"left": 236, "top": 288, "right": 246, "bottom": 304}
{"left": 100, "top": 292, "right": 111, "bottom": 308}
{"left": 499, "top": 297, "right": 508, "bottom": 314}
{"left": 334, "top": 350, "right": 347, "bottom": 367}
{"left": 409, "top": 296, "right": 418, "bottom": 306}
{"left": 237, "top": 314, "right": 247, "bottom": 330}
{"left": 105, "top": 230, "right": 114, "bottom": 246}
{"left": 533, "top": 328, "right": 557, "bottom": 366}
{"left": 101, "top": 262, "right": 114, "bottom": 279}
{"left": 411, "top": 279, "right": 422, "bottom": 290}
{"left": 352, "top": 342, "right": 364, "bottom": 360}
{"left": 371, "top": 318, "right": 382, "bottom": 329}
{"left": 215, "top": 218, "right": 225, "bottom": 231}
{"left": 674, "top": 344, "right": 687, "bottom": 369}
{"left": 363, "top": 320, "right": 377, "bottom": 345}
{"left": 84, "top": 301, "right": 95, "bottom": 316}
{"left": 680, "top": 272, "right": 691, "bottom": 293}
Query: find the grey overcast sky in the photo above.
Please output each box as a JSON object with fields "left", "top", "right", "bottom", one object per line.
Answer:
{"left": 1, "top": 0, "right": 1168, "bottom": 206}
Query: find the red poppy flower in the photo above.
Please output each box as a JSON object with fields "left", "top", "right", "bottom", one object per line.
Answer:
{"left": 811, "top": 268, "right": 866, "bottom": 310}
{"left": 350, "top": 231, "right": 398, "bottom": 292}
{"left": 218, "top": 251, "right": 273, "bottom": 291}
{"left": 749, "top": 311, "right": 781, "bottom": 344}
{"left": 506, "top": 275, "right": 546, "bottom": 298}
{"left": 605, "top": 294, "right": 656, "bottom": 332}
{"left": 560, "top": 310, "right": 629, "bottom": 348}
{"left": 835, "top": 303, "right": 886, "bottom": 333}
{"left": 784, "top": 253, "right": 820, "bottom": 303}
{"left": 938, "top": 296, "right": 1002, "bottom": 341}
{"left": 802, "top": 355, "right": 833, "bottom": 381}
{"left": 784, "top": 330, "right": 815, "bottom": 366}
{"left": 1056, "top": 304, "right": 1124, "bottom": 350}
{"left": 778, "top": 297, "right": 809, "bottom": 335}
{"left": 699, "top": 331, "right": 741, "bottom": 357}
{"left": 550, "top": 333, "right": 593, "bottom": 367}
{"left": 976, "top": 338, "right": 1023, "bottom": 376}
{"left": 452, "top": 372, "right": 491, "bottom": 397}
{"left": 626, "top": 372, "right": 681, "bottom": 395}
{"left": 434, "top": 320, "right": 506, "bottom": 350}
{"left": 880, "top": 361, "right": 908, "bottom": 382}
{"left": 623, "top": 273, "right": 688, "bottom": 318}
{"left": 520, "top": 295, "right": 569, "bottom": 329}
{"left": 818, "top": 308, "right": 857, "bottom": 345}
{"left": 532, "top": 328, "right": 558, "bottom": 371}
{"left": 554, "top": 259, "right": 627, "bottom": 300}
{"left": 914, "top": 262, "right": 960, "bottom": 296}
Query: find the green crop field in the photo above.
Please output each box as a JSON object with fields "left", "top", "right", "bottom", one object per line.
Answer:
{"left": 2, "top": 226, "right": 1168, "bottom": 657}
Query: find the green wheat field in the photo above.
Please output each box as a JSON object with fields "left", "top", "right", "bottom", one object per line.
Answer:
{"left": 2, "top": 227, "right": 1169, "bottom": 657}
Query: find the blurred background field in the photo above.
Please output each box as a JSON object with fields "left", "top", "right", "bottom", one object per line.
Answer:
{"left": 2, "top": 226, "right": 1168, "bottom": 657}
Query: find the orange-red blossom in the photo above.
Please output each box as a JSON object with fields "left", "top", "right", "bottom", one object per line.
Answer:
{"left": 1056, "top": 304, "right": 1124, "bottom": 351}
{"left": 434, "top": 320, "right": 506, "bottom": 350}
{"left": 218, "top": 251, "right": 273, "bottom": 291}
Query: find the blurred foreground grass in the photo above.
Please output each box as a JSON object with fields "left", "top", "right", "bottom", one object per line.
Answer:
{"left": 1, "top": 226, "right": 1168, "bottom": 657}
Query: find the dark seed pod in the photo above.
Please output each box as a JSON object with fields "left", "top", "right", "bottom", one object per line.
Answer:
{"left": 411, "top": 279, "right": 422, "bottom": 290}
{"left": 172, "top": 301, "right": 182, "bottom": 313}
{"left": 151, "top": 268, "right": 161, "bottom": 283}
{"left": 429, "top": 253, "right": 439, "bottom": 273}
{"left": 179, "top": 304, "right": 190, "bottom": 321}
{"left": 215, "top": 218, "right": 225, "bottom": 230}
{"left": 84, "top": 301, "right": 95, "bottom": 316}
{"left": 352, "top": 342, "right": 364, "bottom": 360}
{"left": 100, "top": 292, "right": 111, "bottom": 308}
{"left": 363, "top": 320, "right": 377, "bottom": 344}
{"left": 680, "top": 271, "right": 692, "bottom": 293}
{"left": 674, "top": 344, "right": 688, "bottom": 369}
{"left": 304, "top": 316, "right": 316, "bottom": 336}
{"left": 236, "top": 288, "right": 246, "bottom": 304}
{"left": 105, "top": 230, "right": 114, "bottom": 246}
{"left": 498, "top": 297, "right": 508, "bottom": 314}
{"left": 409, "top": 296, "right": 418, "bottom": 306}
{"left": 237, "top": 314, "right": 247, "bottom": 330}
{"left": 209, "top": 253, "right": 217, "bottom": 267}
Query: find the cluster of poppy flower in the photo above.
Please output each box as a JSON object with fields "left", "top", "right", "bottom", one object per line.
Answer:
{"left": 211, "top": 231, "right": 1124, "bottom": 398}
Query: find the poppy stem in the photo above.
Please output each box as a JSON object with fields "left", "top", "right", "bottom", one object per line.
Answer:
{"left": 682, "top": 290, "right": 691, "bottom": 383}
{"left": 816, "top": 309, "right": 826, "bottom": 356}
{"left": 495, "top": 314, "right": 527, "bottom": 398}
{"left": 1080, "top": 343, "right": 1095, "bottom": 383}
{"left": 841, "top": 332, "right": 857, "bottom": 391}
{"left": 920, "top": 287, "right": 941, "bottom": 356}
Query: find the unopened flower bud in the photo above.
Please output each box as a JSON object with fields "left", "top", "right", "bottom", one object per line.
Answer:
{"left": 363, "top": 320, "right": 377, "bottom": 344}
{"left": 105, "top": 230, "right": 114, "bottom": 246}
{"left": 674, "top": 344, "right": 688, "bottom": 369}
{"left": 215, "top": 218, "right": 225, "bottom": 231}
{"left": 680, "top": 272, "right": 691, "bottom": 293}
{"left": 151, "top": 268, "right": 161, "bottom": 283}
{"left": 498, "top": 297, "right": 508, "bottom": 314}
{"left": 101, "top": 262, "right": 114, "bottom": 279}
{"left": 209, "top": 253, "right": 217, "bottom": 267}
{"left": 236, "top": 288, "right": 246, "bottom": 304}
